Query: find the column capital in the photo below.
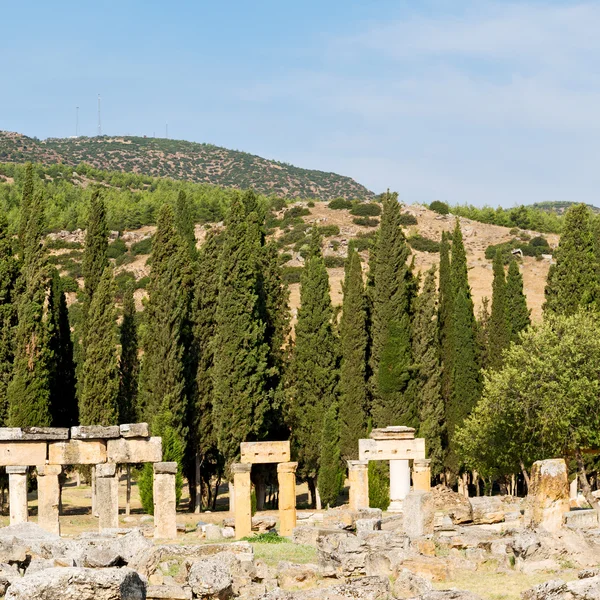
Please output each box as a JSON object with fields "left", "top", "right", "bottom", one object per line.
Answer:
{"left": 347, "top": 460, "right": 368, "bottom": 471}
{"left": 413, "top": 458, "right": 431, "bottom": 468}
{"left": 231, "top": 462, "right": 252, "bottom": 474}
{"left": 6, "top": 466, "right": 28, "bottom": 475}
{"left": 96, "top": 463, "right": 117, "bottom": 478}
{"left": 277, "top": 461, "right": 298, "bottom": 474}
{"left": 37, "top": 464, "right": 62, "bottom": 476}
{"left": 154, "top": 462, "right": 177, "bottom": 475}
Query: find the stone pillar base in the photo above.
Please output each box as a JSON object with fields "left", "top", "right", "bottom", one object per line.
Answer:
{"left": 277, "top": 462, "right": 297, "bottom": 536}
{"left": 96, "top": 463, "right": 119, "bottom": 531}
{"left": 153, "top": 462, "right": 178, "bottom": 540}
{"left": 231, "top": 463, "right": 252, "bottom": 539}
{"left": 37, "top": 464, "right": 62, "bottom": 535}
{"left": 7, "top": 466, "right": 28, "bottom": 525}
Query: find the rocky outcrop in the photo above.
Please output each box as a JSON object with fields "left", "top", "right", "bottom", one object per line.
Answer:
{"left": 262, "top": 576, "right": 390, "bottom": 599}
{"left": 431, "top": 486, "right": 472, "bottom": 525}
{"left": 522, "top": 574, "right": 600, "bottom": 600}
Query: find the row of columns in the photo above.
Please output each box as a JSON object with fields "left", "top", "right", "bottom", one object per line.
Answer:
{"left": 347, "top": 458, "right": 432, "bottom": 511}
{"left": 232, "top": 461, "right": 298, "bottom": 539}
{"left": 6, "top": 462, "right": 177, "bottom": 539}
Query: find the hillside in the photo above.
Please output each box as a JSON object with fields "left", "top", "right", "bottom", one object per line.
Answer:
{"left": 0, "top": 131, "right": 373, "bottom": 200}
{"left": 531, "top": 200, "right": 600, "bottom": 215}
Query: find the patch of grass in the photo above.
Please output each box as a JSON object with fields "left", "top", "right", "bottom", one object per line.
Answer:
{"left": 251, "top": 542, "right": 317, "bottom": 567}
{"left": 242, "top": 530, "right": 286, "bottom": 544}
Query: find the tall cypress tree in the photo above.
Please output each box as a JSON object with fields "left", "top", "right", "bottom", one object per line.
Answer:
{"left": 317, "top": 400, "right": 344, "bottom": 508}
{"left": 48, "top": 270, "right": 78, "bottom": 427}
{"left": 118, "top": 282, "right": 139, "bottom": 424}
{"left": 506, "top": 259, "right": 530, "bottom": 342}
{"left": 212, "top": 198, "right": 270, "bottom": 469}
{"left": 339, "top": 248, "right": 368, "bottom": 460}
{"left": 438, "top": 231, "right": 453, "bottom": 401}
{"left": 0, "top": 215, "right": 19, "bottom": 426}
{"left": 369, "top": 192, "right": 416, "bottom": 427}
{"left": 413, "top": 266, "right": 444, "bottom": 476}
{"left": 488, "top": 251, "right": 510, "bottom": 370}
{"left": 79, "top": 268, "right": 118, "bottom": 426}
{"left": 287, "top": 228, "right": 338, "bottom": 504}
{"left": 446, "top": 220, "right": 481, "bottom": 473}
{"left": 174, "top": 190, "right": 197, "bottom": 259}
{"left": 544, "top": 203, "right": 598, "bottom": 316}
{"left": 82, "top": 190, "right": 109, "bottom": 309}
{"left": 17, "top": 163, "right": 34, "bottom": 259}
{"left": 138, "top": 204, "right": 191, "bottom": 446}
{"left": 8, "top": 190, "right": 52, "bottom": 427}
{"left": 476, "top": 297, "right": 492, "bottom": 371}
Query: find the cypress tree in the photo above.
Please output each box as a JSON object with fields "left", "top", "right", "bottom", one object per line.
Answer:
{"left": 118, "top": 282, "right": 139, "bottom": 424}
{"left": 369, "top": 192, "right": 416, "bottom": 428}
{"left": 79, "top": 267, "right": 118, "bottom": 426}
{"left": 17, "top": 163, "right": 34, "bottom": 258}
{"left": 488, "top": 251, "right": 510, "bottom": 370}
{"left": 174, "top": 190, "right": 197, "bottom": 259}
{"left": 506, "top": 259, "right": 531, "bottom": 342}
{"left": 82, "top": 190, "right": 109, "bottom": 308}
{"left": 212, "top": 198, "right": 270, "bottom": 469}
{"left": 544, "top": 204, "right": 598, "bottom": 316}
{"left": 339, "top": 248, "right": 368, "bottom": 460}
{"left": 438, "top": 231, "right": 453, "bottom": 401}
{"left": 317, "top": 401, "right": 344, "bottom": 508}
{"left": 476, "top": 297, "right": 492, "bottom": 370}
{"left": 0, "top": 215, "right": 19, "bottom": 426}
{"left": 287, "top": 227, "right": 338, "bottom": 503}
{"left": 48, "top": 270, "right": 78, "bottom": 427}
{"left": 8, "top": 191, "right": 52, "bottom": 427}
{"left": 413, "top": 267, "right": 444, "bottom": 476}
{"left": 138, "top": 204, "right": 191, "bottom": 446}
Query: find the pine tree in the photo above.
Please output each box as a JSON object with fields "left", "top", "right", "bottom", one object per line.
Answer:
{"left": 79, "top": 267, "right": 118, "bottom": 426}
{"left": 174, "top": 190, "right": 197, "bottom": 259}
{"left": 445, "top": 219, "right": 481, "bottom": 473}
{"left": 8, "top": 190, "right": 52, "bottom": 427}
{"left": 82, "top": 190, "right": 109, "bottom": 308}
{"left": 48, "top": 270, "right": 78, "bottom": 427}
{"left": 369, "top": 192, "right": 416, "bottom": 428}
{"left": 413, "top": 267, "right": 444, "bottom": 476}
{"left": 118, "top": 282, "right": 139, "bottom": 424}
{"left": 0, "top": 215, "right": 19, "bottom": 426}
{"left": 317, "top": 401, "right": 344, "bottom": 508}
{"left": 506, "top": 259, "right": 530, "bottom": 343}
{"left": 544, "top": 203, "right": 598, "bottom": 316}
{"left": 488, "top": 251, "right": 510, "bottom": 370}
{"left": 287, "top": 227, "right": 338, "bottom": 503}
{"left": 138, "top": 204, "right": 191, "bottom": 448}
{"left": 339, "top": 248, "right": 368, "bottom": 460}
{"left": 212, "top": 199, "right": 271, "bottom": 469}
{"left": 438, "top": 231, "right": 453, "bottom": 401}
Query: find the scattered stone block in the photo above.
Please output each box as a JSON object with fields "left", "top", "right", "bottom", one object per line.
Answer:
{"left": 204, "top": 524, "right": 223, "bottom": 541}
{"left": 292, "top": 526, "right": 319, "bottom": 547}
{"left": 525, "top": 459, "right": 570, "bottom": 532}
{"left": 403, "top": 491, "right": 435, "bottom": 537}
{"left": 356, "top": 518, "right": 381, "bottom": 532}
{"left": 48, "top": 440, "right": 107, "bottom": 465}
{"left": 147, "top": 585, "right": 192, "bottom": 599}
{"left": 431, "top": 485, "right": 473, "bottom": 524}
{"left": 119, "top": 423, "right": 150, "bottom": 438}
{"left": 71, "top": 425, "right": 120, "bottom": 439}
{"left": 187, "top": 557, "right": 233, "bottom": 599}
{"left": 565, "top": 509, "right": 599, "bottom": 529}
{"left": 470, "top": 496, "right": 506, "bottom": 524}
{"left": 400, "top": 557, "right": 452, "bottom": 582}
{"left": 277, "top": 561, "right": 319, "bottom": 590}
{"left": 221, "top": 527, "right": 235, "bottom": 539}
{"left": 107, "top": 437, "right": 162, "bottom": 463}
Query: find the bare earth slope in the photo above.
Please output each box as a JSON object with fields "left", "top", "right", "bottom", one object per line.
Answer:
{"left": 0, "top": 131, "right": 374, "bottom": 200}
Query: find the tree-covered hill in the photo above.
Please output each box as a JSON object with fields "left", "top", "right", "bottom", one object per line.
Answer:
{"left": 531, "top": 200, "right": 600, "bottom": 215}
{"left": 0, "top": 131, "right": 374, "bottom": 200}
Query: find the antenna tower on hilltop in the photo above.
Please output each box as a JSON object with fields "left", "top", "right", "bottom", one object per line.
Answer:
{"left": 97, "top": 94, "right": 102, "bottom": 136}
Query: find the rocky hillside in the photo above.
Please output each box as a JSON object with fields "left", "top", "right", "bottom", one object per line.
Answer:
{"left": 0, "top": 131, "right": 373, "bottom": 200}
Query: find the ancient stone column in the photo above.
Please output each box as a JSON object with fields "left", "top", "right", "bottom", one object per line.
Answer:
{"left": 7, "top": 466, "right": 28, "bottom": 525}
{"left": 231, "top": 463, "right": 252, "bottom": 539}
{"left": 347, "top": 460, "right": 369, "bottom": 511}
{"left": 389, "top": 459, "right": 411, "bottom": 512}
{"left": 96, "top": 463, "right": 119, "bottom": 531}
{"left": 153, "top": 461, "right": 177, "bottom": 540}
{"left": 412, "top": 459, "right": 432, "bottom": 492}
{"left": 277, "top": 462, "right": 297, "bottom": 536}
{"left": 37, "top": 464, "right": 62, "bottom": 535}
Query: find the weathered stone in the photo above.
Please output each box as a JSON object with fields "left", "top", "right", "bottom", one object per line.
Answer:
{"left": 392, "top": 568, "right": 433, "bottom": 597}
{"left": 356, "top": 518, "right": 381, "bottom": 532}
{"left": 431, "top": 486, "right": 473, "bottom": 524}
{"left": 0, "top": 443, "right": 47, "bottom": 466}
{"left": 240, "top": 440, "right": 291, "bottom": 464}
{"left": 147, "top": 585, "right": 192, "bottom": 599}
{"left": 221, "top": 515, "right": 278, "bottom": 532}
{"left": 403, "top": 491, "right": 435, "bottom": 537}
{"left": 96, "top": 464, "right": 119, "bottom": 531}
{"left": 417, "top": 592, "right": 484, "bottom": 600}
{"left": 48, "top": 440, "right": 107, "bottom": 464}
{"left": 187, "top": 556, "right": 233, "bottom": 599}
{"left": 348, "top": 460, "right": 369, "bottom": 511}
{"left": 525, "top": 459, "right": 570, "bottom": 533}
{"left": 83, "top": 546, "right": 124, "bottom": 568}
{"left": 277, "top": 561, "right": 319, "bottom": 590}
{"left": 107, "top": 437, "right": 162, "bottom": 463}
{"left": 71, "top": 425, "right": 120, "bottom": 439}
{"left": 400, "top": 557, "right": 452, "bottom": 582}
{"left": 204, "top": 524, "right": 223, "bottom": 540}
{"left": 278, "top": 461, "right": 298, "bottom": 536}
{"left": 358, "top": 438, "right": 426, "bottom": 461}
{"left": 7, "top": 466, "right": 28, "bottom": 525}
{"left": 511, "top": 531, "right": 541, "bottom": 559}
{"left": 6, "top": 567, "right": 146, "bottom": 599}
{"left": 521, "top": 576, "right": 600, "bottom": 600}
{"left": 119, "top": 423, "right": 150, "bottom": 438}
{"left": 469, "top": 496, "right": 506, "bottom": 525}
{"left": 370, "top": 426, "right": 415, "bottom": 440}
{"left": 221, "top": 527, "right": 235, "bottom": 539}
{"left": 323, "top": 507, "right": 355, "bottom": 530}
{"left": 565, "top": 509, "right": 599, "bottom": 529}
{"left": 292, "top": 526, "right": 319, "bottom": 546}
{"left": 262, "top": 576, "right": 391, "bottom": 599}
{"left": 37, "top": 464, "right": 61, "bottom": 535}
{"left": 231, "top": 463, "right": 252, "bottom": 539}
{"left": 0, "top": 427, "right": 69, "bottom": 441}
{"left": 154, "top": 462, "right": 177, "bottom": 540}
{"left": 154, "top": 461, "right": 177, "bottom": 475}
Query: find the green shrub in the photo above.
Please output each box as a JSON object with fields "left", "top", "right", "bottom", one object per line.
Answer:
{"left": 530, "top": 236, "right": 550, "bottom": 248}
{"left": 324, "top": 256, "right": 346, "bottom": 268}
{"left": 277, "top": 226, "right": 308, "bottom": 248}
{"left": 282, "top": 267, "right": 303, "bottom": 284}
{"left": 349, "top": 231, "right": 376, "bottom": 252}
{"left": 278, "top": 253, "right": 293, "bottom": 264}
{"left": 328, "top": 198, "right": 353, "bottom": 210}
{"left": 136, "top": 276, "right": 150, "bottom": 289}
{"left": 114, "top": 271, "right": 136, "bottom": 299}
{"left": 268, "top": 197, "right": 287, "bottom": 212}
{"left": 429, "top": 200, "right": 449, "bottom": 215}
{"left": 131, "top": 237, "right": 152, "bottom": 255}
{"left": 242, "top": 530, "right": 287, "bottom": 543}
{"left": 107, "top": 238, "right": 127, "bottom": 259}
{"left": 285, "top": 206, "right": 310, "bottom": 219}
{"left": 307, "top": 201, "right": 315, "bottom": 207}
{"left": 46, "top": 239, "right": 82, "bottom": 250}
{"left": 318, "top": 225, "right": 340, "bottom": 237}
{"left": 352, "top": 217, "right": 379, "bottom": 227}
{"left": 350, "top": 203, "right": 381, "bottom": 217}
{"left": 398, "top": 213, "right": 418, "bottom": 226}
{"left": 509, "top": 227, "right": 520, "bottom": 236}
{"left": 60, "top": 276, "right": 79, "bottom": 293}
{"left": 408, "top": 234, "right": 440, "bottom": 253}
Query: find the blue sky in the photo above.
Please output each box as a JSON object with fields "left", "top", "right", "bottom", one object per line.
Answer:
{"left": 1, "top": 0, "right": 599, "bottom": 206}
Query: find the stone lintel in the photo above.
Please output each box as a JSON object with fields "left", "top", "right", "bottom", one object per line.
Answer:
{"left": 154, "top": 461, "right": 177, "bottom": 475}
{"left": 369, "top": 426, "right": 416, "bottom": 441}
{"left": 48, "top": 440, "right": 107, "bottom": 465}
{"left": 347, "top": 460, "right": 368, "bottom": 471}
{"left": 277, "top": 461, "right": 298, "bottom": 474}
{"left": 231, "top": 462, "right": 252, "bottom": 474}
{"left": 37, "top": 464, "right": 62, "bottom": 476}
{"left": 6, "top": 466, "right": 28, "bottom": 474}
{"left": 240, "top": 440, "right": 291, "bottom": 464}
{"left": 71, "top": 425, "right": 120, "bottom": 439}
{"left": 358, "top": 437, "right": 426, "bottom": 462}
{"left": 0, "top": 443, "right": 47, "bottom": 467}
{"left": 107, "top": 436, "right": 162, "bottom": 463}
{"left": 96, "top": 463, "right": 117, "bottom": 478}
{"left": 119, "top": 423, "right": 150, "bottom": 438}
{"left": 0, "top": 427, "right": 69, "bottom": 441}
